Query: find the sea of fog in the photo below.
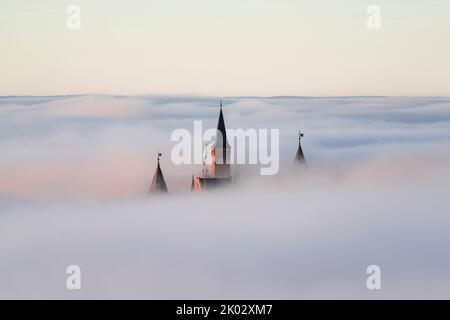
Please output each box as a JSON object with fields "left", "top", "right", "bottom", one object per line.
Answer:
{"left": 0, "top": 95, "right": 450, "bottom": 299}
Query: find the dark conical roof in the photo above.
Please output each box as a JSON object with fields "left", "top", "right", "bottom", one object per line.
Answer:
{"left": 295, "top": 131, "right": 306, "bottom": 164}
{"left": 215, "top": 100, "right": 230, "bottom": 149}
{"left": 149, "top": 154, "right": 168, "bottom": 194}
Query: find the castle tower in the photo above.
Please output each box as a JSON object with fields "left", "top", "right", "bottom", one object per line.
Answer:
{"left": 149, "top": 153, "right": 168, "bottom": 194}
{"left": 192, "top": 100, "right": 232, "bottom": 191}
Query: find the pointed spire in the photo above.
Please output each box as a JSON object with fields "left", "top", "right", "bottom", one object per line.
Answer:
{"left": 216, "top": 100, "right": 228, "bottom": 149}
{"left": 149, "top": 152, "right": 168, "bottom": 194}
{"left": 295, "top": 130, "right": 306, "bottom": 164}
{"left": 213, "top": 99, "right": 231, "bottom": 179}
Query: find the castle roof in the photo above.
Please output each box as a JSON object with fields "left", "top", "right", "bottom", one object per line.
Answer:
{"left": 295, "top": 131, "right": 306, "bottom": 163}
{"left": 214, "top": 100, "right": 231, "bottom": 150}
{"left": 149, "top": 153, "right": 168, "bottom": 194}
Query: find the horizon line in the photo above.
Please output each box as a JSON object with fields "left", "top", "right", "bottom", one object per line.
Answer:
{"left": 1, "top": 94, "right": 449, "bottom": 99}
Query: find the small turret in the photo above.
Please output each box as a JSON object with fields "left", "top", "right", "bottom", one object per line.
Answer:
{"left": 149, "top": 152, "right": 169, "bottom": 194}
{"left": 295, "top": 131, "right": 306, "bottom": 164}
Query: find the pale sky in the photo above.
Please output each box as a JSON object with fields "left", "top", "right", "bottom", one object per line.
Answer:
{"left": 1, "top": 0, "right": 449, "bottom": 96}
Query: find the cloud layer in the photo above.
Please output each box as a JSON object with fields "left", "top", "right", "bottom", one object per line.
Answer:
{"left": 0, "top": 95, "right": 450, "bottom": 298}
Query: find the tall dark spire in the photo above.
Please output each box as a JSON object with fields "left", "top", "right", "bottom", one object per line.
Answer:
{"left": 149, "top": 152, "right": 168, "bottom": 194}
{"left": 212, "top": 100, "right": 231, "bottom": 178}
{"left": 295, "top": 131, "right": 306, "bottom": 164}
{"left": 216, "top": 99, "right": 228, "bottom": 148}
